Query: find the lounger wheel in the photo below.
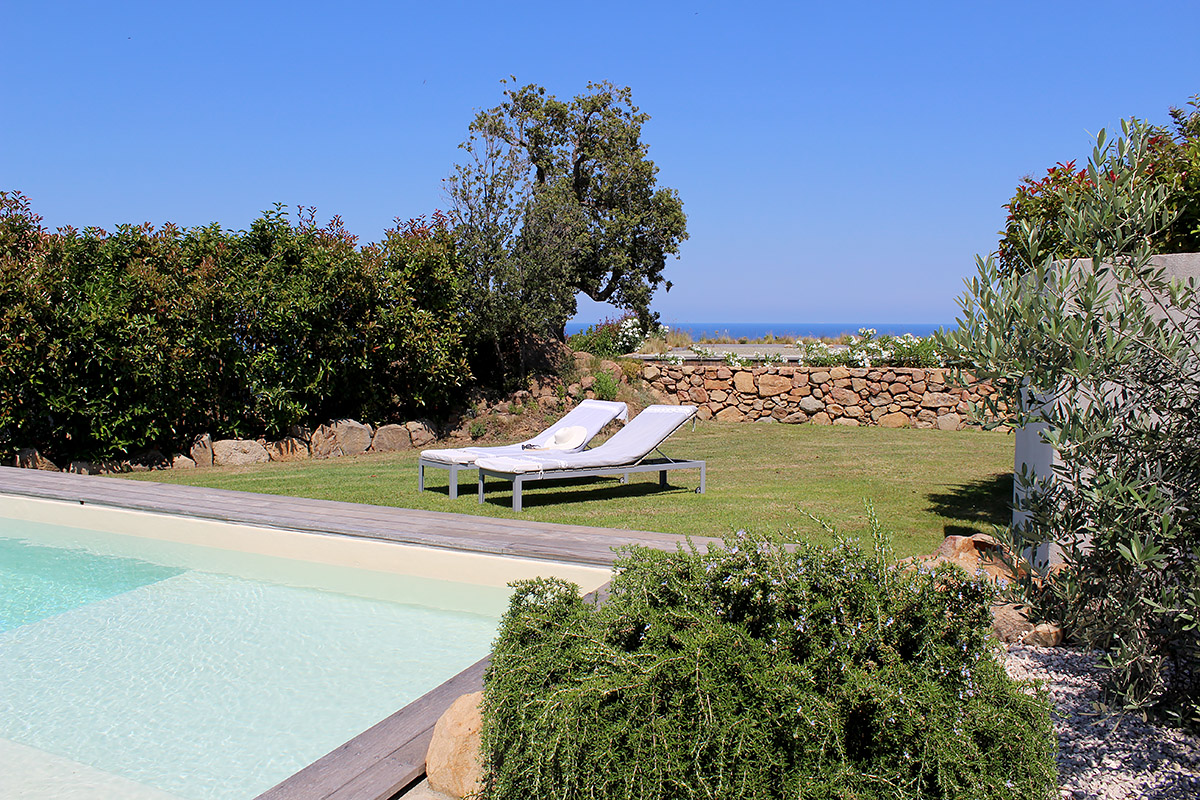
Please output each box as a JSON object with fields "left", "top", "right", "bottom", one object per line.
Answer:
{"left": 695, "top": 486, "right": 702, "bottom": 494}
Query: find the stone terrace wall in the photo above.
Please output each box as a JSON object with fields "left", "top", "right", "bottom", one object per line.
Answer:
{"left": 641, "top": 363, "right": 1002, "bottom": 430}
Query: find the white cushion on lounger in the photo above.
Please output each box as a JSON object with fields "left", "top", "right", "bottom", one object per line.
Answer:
{"left": 475, "top": 405, "right": 697, "bottom": 474}
{"left": 420, "top": 399, "right": 628, "bottom": 465}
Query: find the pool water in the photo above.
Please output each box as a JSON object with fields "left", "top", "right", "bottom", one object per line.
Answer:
{"left": 0, "top": 516, "right": 507, "bottom": 800}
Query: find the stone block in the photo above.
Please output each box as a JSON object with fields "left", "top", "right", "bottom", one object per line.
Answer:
{"left": 811, "top": 412, "right": 832, "bottom": 425}
{"left": 267, "top": 437, "right": 310, "bottom": 461}
{"left": 715, "top": 406, "right": 745, "bottom": 422}
{"left": 921, "top": 392, "right": 958, "bottom": 409}
{"left": 733, "top": 371, "right": 755, "bottom": 393}
{"left": 757, "top": 374, "right": 791, "bottom": 397}
{"left": 810, "top": 371, "right": 830, "bottom": 385}
{"left": 426, "top": 692, "right": 484, "bottom": 799}
{"left": 879, "top": 412, "right": 911, "bottom": 428}
{"left": 828, "top": 366, "right": 850, "bottom": 380}
{"left": 830, "top": 387, "right": 860, "bottom": 406}
{"left": 709, "top": 389, "right": 728, "bottom": 403}
{"left": 689, "top": 386, "right": 709, "bottom": 404}
{"left": 212, "top": 439, "right": 269, "bottom": 466}
{"left": 833, "top": 417, "right": 860, "bottom": 426}
{"left": 642, "top": 364, "right": 660, "bottom": 381}
{"left": 937, "top": 412, "right": 962, "bottom": 431}
{"left": 190, "top": 433, "right": 214, "bottom": 467}
{"left": 799, "top": 396, "right": 824, "bottom": 414}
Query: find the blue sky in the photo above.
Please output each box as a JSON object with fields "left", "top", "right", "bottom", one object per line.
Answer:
{"left": 4, "top": 1, "right": 1198, "bottom": 325}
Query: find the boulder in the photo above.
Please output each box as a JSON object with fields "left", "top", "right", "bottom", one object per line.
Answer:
{"left": 798, "top": 396, "right": 825, "bottom": 414}
{"left": 311, "top": 419, "right": 373, "bottom": 458}
{"left": 190, "top": 434, "right": 214, "bottom": 467}
{"left": 936, "top": 412, "right": 962, "bottom": 431}
{"left": 921, "top": 391, "right": 958, "bottom": 409}
{"left": 267, "top": 437, "right": 310, "bottom": 462}
{"left": 16, "top": 448, "right": 58, "bottom": 471}
{"left": 991, "top": 603, "right": 1034, "bottom": 643}
{"left": 426, "top": 691, "right": 484, "bottom": 800}
{"left": 370, "top": 424, "right": 413, "bottom": 452}
{"left": 128, "top": 450, "right": 169, "bottom": 471}
{"left": 733, "top": 371, "right": 755, "bottom": 393}
{"left": 1022, "top": 622, "right": 1064, "bottom": 647}
{"left": 757, "top": 374, "right": 791, "bottom": 397}
{"left": 406, "top": 420, "right": 437, "bottom": 448}
{"left": 212, "top": 439, "right": 269, "bottom": 466}
{"left": 171, "top": 454, "right": 197, "bottom": 469}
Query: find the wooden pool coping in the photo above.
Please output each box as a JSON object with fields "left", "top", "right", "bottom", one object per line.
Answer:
{"left": 0, "top": 466, "right": 716, "bottom": 800}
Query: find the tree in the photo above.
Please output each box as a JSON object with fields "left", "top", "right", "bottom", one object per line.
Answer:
{"left": 945, "top": 119, "right": 1200, "bottom": 730}
{"left": 446, "top": 80, "right": 687, "bottom": 385}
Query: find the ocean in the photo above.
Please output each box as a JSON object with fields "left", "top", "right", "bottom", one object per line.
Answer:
{"left": 565, "top": 321, "right": 952, "bottom": 340}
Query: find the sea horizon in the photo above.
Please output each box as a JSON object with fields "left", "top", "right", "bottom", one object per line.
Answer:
{"left": 565, "top": 321, "right": 954, "bottom": 339}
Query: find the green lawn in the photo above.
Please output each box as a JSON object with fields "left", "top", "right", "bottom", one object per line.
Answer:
{"left": 122, "top": 424, "right": 1014, "bottom": 559}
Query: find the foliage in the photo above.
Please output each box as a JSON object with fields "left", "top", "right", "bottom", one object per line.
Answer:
{"left": 591, "top": 370, "right": 620, "bottom": 402}
{"left": 799, "top": 329, "right": 943, "bottom": 368}
{"left": 0, "top": 193, "right": 470, "bottom": 462}
{"left": 446, "top": 79, "right": 687, "bottom": 384}
{"left": 944, "top": 119, "right": 1200, "bottom": 730}
{"left": 481, "top": 524, "right": 1057, "bottom": 800}
{"left": 999, "top": 94, "right": 1200, "bottom": 274}
{"left": 568, "top": 314, "right": 662, "bottom": 358}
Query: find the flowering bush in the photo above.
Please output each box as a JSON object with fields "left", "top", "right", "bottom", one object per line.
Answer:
{"left": 798, "top": 329, "right": 943, "bottom": 369}
{"left": 569, "top": 314, "right": 666, "bottom": 358}
{"left": 481, "top": 521, "right": 1057, "bottom": 800}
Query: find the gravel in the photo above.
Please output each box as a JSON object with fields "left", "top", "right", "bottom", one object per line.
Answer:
{"left": 1004, "top": 644, "right": 1200, "bottom": 799}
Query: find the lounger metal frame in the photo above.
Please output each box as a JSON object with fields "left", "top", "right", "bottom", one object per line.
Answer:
{"left": 417, "top": 457, "right": 469, "bottom": 499}
{"left": 477, "top": 454, "right": 706, "bottom": 512}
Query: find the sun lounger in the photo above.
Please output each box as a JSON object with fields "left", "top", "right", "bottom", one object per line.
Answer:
{"left": 417, "top": 399, "right": 629, "bottom": 498}
{"left": 474, "top": 405, "right": 705, "bottom": 511}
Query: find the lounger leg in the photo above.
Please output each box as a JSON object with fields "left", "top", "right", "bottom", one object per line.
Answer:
{"left": 513, "top": 477, "right": 523, "bottom": 512}
{"left": 478, "top": 473, "right": 485, "bottom": 504}
{"left": 418, "top": 462, "right": 425, "bottom": 492}
{"left": 660, "top": 469, "right": 667, "bottom": 488}
{"left": 700, "top": 463, "right": 707, "bottom": 494}
{"left": 448, "top": 465, "right": 458, "bottom": 500}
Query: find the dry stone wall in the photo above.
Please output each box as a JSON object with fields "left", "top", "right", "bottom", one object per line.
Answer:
{"left": 641, "top": 363, "right": 1001, "bottom": 430}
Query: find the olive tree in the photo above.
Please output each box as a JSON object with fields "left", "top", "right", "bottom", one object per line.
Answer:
{"left": 446, "top": 80, "right": 687, "bottom": 385}
{"left": 945, "top": 119, "right": 1200, "bottom": 729}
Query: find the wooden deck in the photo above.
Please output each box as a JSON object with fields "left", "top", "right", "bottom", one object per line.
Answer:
{"left": 0, "top": 466, "right": 714, "bottom": 800}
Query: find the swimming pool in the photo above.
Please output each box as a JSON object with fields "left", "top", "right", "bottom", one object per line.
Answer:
{"left": 0, "top": 495, "right": 609, "bottom": 800}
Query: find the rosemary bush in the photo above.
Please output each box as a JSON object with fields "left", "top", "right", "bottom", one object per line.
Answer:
{"left": 482, "top": 525, "right": 1056, "bottom": 800}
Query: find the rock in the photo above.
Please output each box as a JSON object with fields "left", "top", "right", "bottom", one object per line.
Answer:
{"left": 733, "top": 371, "right": 755, "bottom": 393}
{"left": 830, "top": 386, "right": 859, "bottom": 406}
{"left": 68, "top": 460, "right": 97, "bottom": 474}
{"left": 879, "top": 412, "right": 911, "bottom": 428}
{"left": 642, "top": 364, "right": 660, "bottom": 381}
{"left": 810, "top": 370, "right": 831, "bottom": 385}
{"left": 757, "top": 373, "right": 791, "bottom": 397}
{"left": 780, "top": 411, "right": 809, "bottom": 424}
{"left": 715, "top": 366, "right": 732, "bottom": 379}
{"left": 810, "top": 412, "right": 832, "bottom": 425}
{"left": 129, "top": 450, "right": 169, "bottom": 471}
{"left": 921, "top": 391, "right": 958, "bottom": 409}
{"left": 696, "top": 405, "right": 713, "bottom": 420}
{"left": 311, "top": 419, "right": 373, "bottom": 458}
{"left": 406, "top": 420, "right": 437, "bottom": 448}
{"left": 171, "top": 454, "right": 196, "bottom": 469}
{"left": 16, "top": 448, "right": 58, "bottom": 471}
{"left": 715, "top": 406, "right": 745, "bottom": 422}
{"left": 991, "top": 603, "right": 1033, "bottom": 643}
{"left": 190, "top": 433, "right": 214, "bottom": 467}
{"left": 936, "top": 412, "right": 962, "bottom": 431}
{"left": 212, "top": 439, "right": 269, "bottom": 466}
{"left": 1022, "top": 622, "right": 1064, "bottom": 647}
{"left": 689, "top": 386, "right": 709, "bottom": 404}
{"left": 580, "top": 375, "right": 596, "bottom": 390}
{"left": 798, "top": 396, "right": 824, "bottom": 414}
{"left": 370, "top": 424, "right": 413, "bottom": 452}
{"left": 832, "top": 417, "right": 860, "bottom": 426}
{"left": 401, "top": 779, "right": 455, "bottom": 800}
{"left": 426, "top": 691, "right": 484, "bottom": 800}
{"left": 598, "top": 359, "right": 622, "bottom": 379}
{"left": 828, "top": 366, "right": 851, "bottom": 380}
{"left": 709, "top": 389, "right": 728, "bottom": 403}
{"left": 266, "top": 437, "right": 310, "bottom": 462}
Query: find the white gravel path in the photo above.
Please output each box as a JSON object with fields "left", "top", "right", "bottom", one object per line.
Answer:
{"left": 1004, "top": 644, "right": 1200, "bottom": 799}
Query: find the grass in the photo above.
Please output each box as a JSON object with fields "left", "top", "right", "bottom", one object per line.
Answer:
{"left": 121, "top": 424, "right": 1014, "bottom": 559}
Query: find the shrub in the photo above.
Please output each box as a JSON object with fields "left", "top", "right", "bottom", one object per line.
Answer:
{"left": 0, "top": 194, "right": 471, "bottom": 462}
{"left": 946, "top": 119, "right": 1200, "bottom": 729}
{"left": 592, "top": 371, "right": 620, "bottom": 402}
{"left": 481, "top": 524, "right": 1058, "bottom": 800}
{"left": 798, "top": 329, "right": 943, "bottom": 368}
{"left": 569, "top": 314, "right": 665, "bottom": 359}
